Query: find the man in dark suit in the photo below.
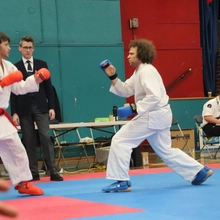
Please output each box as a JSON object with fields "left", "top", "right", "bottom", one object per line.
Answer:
{"left": 10, "top": 36, "right": 63, "bottom": 181}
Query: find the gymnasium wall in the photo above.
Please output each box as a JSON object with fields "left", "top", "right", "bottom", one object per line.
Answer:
{"left": 1, "top": 0, "right": 206, "bottom": 137}
{"left": 2, "top": 0, "right": 125, "bottom": 132}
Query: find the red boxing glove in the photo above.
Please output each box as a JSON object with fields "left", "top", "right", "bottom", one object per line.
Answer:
{"left": 35, "top": 68, "right": 50, "bottom": 81}
{"left": 0, "top": 71, "right": 23, "bottom": 88}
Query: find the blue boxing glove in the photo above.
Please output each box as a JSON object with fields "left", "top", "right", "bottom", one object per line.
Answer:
{"left": 118, "top": 103, "right": 137, "bottom": 118}
{"left": 99, "top": 59, "right": 118, "bottom": 80}
{"left": 99, "top": 59, "right": 112, "bottom": 71}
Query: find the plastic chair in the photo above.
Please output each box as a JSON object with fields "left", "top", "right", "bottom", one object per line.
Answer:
{"left": 89, "top": 125, "right": 117, "bottom": 163}
{"left": 171, "top": 117, "right": 193, "bottom": 157}
{"left": 194, "top": 115, "right": 220, "bottom": 159}
{"left": 52, "top": 127, "right": 92, "bottom": 171}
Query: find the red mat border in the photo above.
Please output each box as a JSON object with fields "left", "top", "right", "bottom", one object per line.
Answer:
{"left": 6, "top": 163, "right": 220, "bottom": 184}
{"left": 22, "top": 163, "right": 220, "bottom": 183}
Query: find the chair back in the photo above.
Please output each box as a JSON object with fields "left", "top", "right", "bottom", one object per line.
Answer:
{"left": 194, "top": 115, "right": 203, "bottom": 124}
{"left": 171, "top": 117, "right": 193, "bottom": 156}
{"left": 194, "top": 114, "right": 220, "bottom": 159}
{"left": 172, "top": 117, "right": 178, "bottom": 126}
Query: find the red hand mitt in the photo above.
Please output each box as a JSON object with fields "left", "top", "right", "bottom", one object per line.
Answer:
{"left": 35, "top": 68, "right": 50, "bottom": 80}
{"left": 0, "top": 71, "right": 23, "bottom": 88}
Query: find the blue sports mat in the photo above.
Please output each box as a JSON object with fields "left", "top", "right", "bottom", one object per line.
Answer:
{"left": 1, "top": 167, "right": 220, "bottom": 220}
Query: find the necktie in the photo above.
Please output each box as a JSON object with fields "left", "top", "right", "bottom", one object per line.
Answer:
{"left": 26, "top": 60, "right": 32, "bottom": 72}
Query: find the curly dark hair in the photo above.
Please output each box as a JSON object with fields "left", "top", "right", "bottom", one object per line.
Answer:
{"left": 19, "top": 36, "right": 34, "bottom": 46}
{"left": 0, "top": 32, "right": 10, "bottom": 44}
{"left": 129, "top": 39, "right": 156, "bottom": 64}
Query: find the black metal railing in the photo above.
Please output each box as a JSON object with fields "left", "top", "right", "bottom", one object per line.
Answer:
{"left": 166, "top": 68, "right": 192, "bottom": 91}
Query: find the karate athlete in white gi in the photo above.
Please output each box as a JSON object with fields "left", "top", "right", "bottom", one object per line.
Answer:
{"left": 0, "top": 32, "right": 50, "bottom": 196}
{"left": 100, "top": 39, "right": 213, "bottom": 193}
{"left": 202, "top": 96, "right": 220, "bottom": 136}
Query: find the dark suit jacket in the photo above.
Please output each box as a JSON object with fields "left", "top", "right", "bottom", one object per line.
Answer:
{"left": 10, "top": 58, "right": 55, "bottom": 116}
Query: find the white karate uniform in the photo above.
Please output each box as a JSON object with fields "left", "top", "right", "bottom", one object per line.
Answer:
{"left": 106, "top": 63, "right": 203, "bottom": 182}
{"left": 0, "top": 59, "right": 39, "bottom": 185}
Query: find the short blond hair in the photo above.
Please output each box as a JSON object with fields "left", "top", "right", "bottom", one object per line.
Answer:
{"left": 19, "top": 36, "right": 34, "bottom": 46}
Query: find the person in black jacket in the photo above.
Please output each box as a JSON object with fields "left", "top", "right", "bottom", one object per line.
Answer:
{"left": 10, "top": 36, "right": 63, "bottom": 182}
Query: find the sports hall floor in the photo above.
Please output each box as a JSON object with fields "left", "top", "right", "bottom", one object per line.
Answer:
{"left": 1, "top": 159, "right": 220, "bottom": 220}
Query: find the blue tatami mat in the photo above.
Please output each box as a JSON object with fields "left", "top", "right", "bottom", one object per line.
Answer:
{"left": 1, "top": 166, "right": 220, "bottom": 220}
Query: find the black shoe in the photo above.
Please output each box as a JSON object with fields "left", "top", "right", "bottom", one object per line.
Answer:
{"left": 29, "top": 174, "right": 40, "bottom": 182}
{"left": 50, "top": 173, "right": 63, "bottom": 181}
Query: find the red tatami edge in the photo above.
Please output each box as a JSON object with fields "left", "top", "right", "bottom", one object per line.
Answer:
{"left": 5, "top": 163, "right": 220, "bottom": 184}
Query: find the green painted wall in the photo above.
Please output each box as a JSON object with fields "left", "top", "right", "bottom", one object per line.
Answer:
{"left": 2, "top": 0, "right": 125, "bottom": 139}
{"left": 169, "top": 98, "right": 209, "bottom": 129}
